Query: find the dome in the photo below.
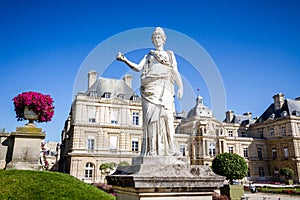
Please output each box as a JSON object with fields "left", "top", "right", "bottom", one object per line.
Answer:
{"left": 187, "top": 95, "right": 213, "bottom": 118}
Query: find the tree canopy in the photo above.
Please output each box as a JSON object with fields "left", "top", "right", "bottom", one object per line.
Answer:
{"left": 212, "top": 152, "right": 247, "bottom": 184}
{"left": 279, "top": 167, "right": 294, "bottom": 180}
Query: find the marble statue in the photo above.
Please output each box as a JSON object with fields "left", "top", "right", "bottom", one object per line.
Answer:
{"left": 117, "top": 27, "right": 183, "bottom": 156}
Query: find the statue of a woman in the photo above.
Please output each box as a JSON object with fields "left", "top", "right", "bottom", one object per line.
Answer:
{"left": 117, "top": 27, "right": 183, "bottom": 156}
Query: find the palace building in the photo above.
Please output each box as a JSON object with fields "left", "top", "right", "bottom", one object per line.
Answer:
{"left": 59, "top": 70, "right": 300, "bottom": 183}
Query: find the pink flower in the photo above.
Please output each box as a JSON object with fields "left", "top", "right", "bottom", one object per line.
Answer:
{"left": 13, "top": 91, "right": 55, "bottom": 123}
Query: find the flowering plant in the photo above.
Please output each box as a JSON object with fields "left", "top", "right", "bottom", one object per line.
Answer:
{"left": 13, "top": 91, "right": 55, "bottom": 123}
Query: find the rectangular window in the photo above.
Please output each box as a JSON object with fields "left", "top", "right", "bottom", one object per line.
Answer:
{"left": 259, "top": 167, "right": 265, "bottom": 177}
{"left": 270, "top": 128, "right": 274, "bottom": 138}
{"left": 241, "top": 131, "right": 246, "bottom": 137}
{"left": 257, "top": 147, "right": 262, "bottom": 158}
{"left": 110, "top": 136, "right": 118, "bottom": 151}
{"left": 228, "top": 146, "right": 234, "bottom": 153}
{"left": 281, "top": 126, "right": 286, "bottom": 136}
{"left": 180, "top": 144, "right": 186, "bottom": 156}
{"left": 87, "top": 138, "right": 94, "bottom": 151}
{"left": 111, "top": 120, "right": 118, "bottom": 124}
{"left": 89, "top": 118, "right": 96, "bottom": 123}
{"left": 284, "top": 147, "right": 288, "bottom": 159}
{"left": 132, "top": 138, "right": 139, "bottom": 152}
{"left": 88, "top": 107, "right": 96, "bottom": 123}
{"left": 209, "top": 143, "right": 216, "bottom": 156}
{"left": 272, "top": 148, "right": 277, "bottom": 159}
{"left": 110, "top": 110, "right": 118, "bottom": 125}
{"left": 259, "top": 130, "right": 264, "bottom": 138}
{"left": 228, "top": 130, "right": 233, "bottom": 137}
{"left": 132, "top": 112, "right": 139, "bottom": 125}
{"left": 243, "top": 148, "right": 248, "bottom": 158}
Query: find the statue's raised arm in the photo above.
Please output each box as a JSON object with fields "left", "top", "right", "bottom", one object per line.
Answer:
{"left": 116, "top": 27, "right": 183, "bottom": 157}
{"left": 116, "top": 52, "right": 145, "bottom": 72}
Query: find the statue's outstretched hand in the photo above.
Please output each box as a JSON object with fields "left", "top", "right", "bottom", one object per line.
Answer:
{"left": 116, "top": 52, "right": 126, "bottom": 62}
{"left": 177, "top": 88, "right": 183, "bottom": 100}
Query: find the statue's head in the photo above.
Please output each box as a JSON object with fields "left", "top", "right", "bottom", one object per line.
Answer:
{"left": 151, "top": 27, "right": 167, "bottom": 46}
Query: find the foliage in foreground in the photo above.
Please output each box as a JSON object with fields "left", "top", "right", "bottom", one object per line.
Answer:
{"left": 279, "top": 167, "right": 295, "bottom": 180}
{"left": 212, "top": 153, "right": 247, "bottom": 184}
{"left": 0, "top": 170, "right": 115, "bottom": 200}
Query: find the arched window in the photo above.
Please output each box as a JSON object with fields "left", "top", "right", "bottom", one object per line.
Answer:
{"left": 85, "top": 162, "right": 94, "bottom": 178}
{"left": 259, "top": 167, "right": 265, "bottom": 177}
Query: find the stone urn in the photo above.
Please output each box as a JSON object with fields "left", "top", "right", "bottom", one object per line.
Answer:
{"left": 24, "top": 106, "right": 38, "bottom": 126}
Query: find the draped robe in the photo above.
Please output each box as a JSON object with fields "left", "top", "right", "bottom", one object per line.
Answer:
{"left": 139, "top": 50, "right": 178, "bottom": 156}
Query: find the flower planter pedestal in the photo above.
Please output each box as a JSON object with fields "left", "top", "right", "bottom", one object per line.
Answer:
{"left": 4, "top": 126, "right": 45, "bottom": 170}
{"left": 286, "top": 179, "right": 293, "bottom": 185}
{"left": 24, "top": 106, "right": 38, "bottom": 127}
{"left": 220, "top": 184, "right": 244, "bottom": 200}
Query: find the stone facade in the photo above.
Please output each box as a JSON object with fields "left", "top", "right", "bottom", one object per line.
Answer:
{"left": 59, "top": 70, "right": 300, "bottom": 184}
{"left": 248, "top": 94, "right": 300, "bottom": 183}
{"left": 59, "top": 72, "right": 144, "bottom": 183}
{"left": 177, "top": 96, "right": 254, "bottom": 177}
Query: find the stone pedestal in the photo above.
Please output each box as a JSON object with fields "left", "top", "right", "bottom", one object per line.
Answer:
{"left": 220, "top": 185, "right": 244, "bottom": 200}
{"left": 106, "top": 156, "right": 225, "bottom": 200}
{"left": 4, "top": 126, "right": 45, "bottom": 170}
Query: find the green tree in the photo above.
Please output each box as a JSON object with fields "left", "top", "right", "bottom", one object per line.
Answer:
{"left": 99, "top": 163, "right": 116, "bottom": 172}
{"left": 212, "top": 153, "right": 247, "bottom": 184}
{"left": 118, "top": 161, "right": 130, "bottom": 167}
{"left": 279, "top": 167, "right": 294, "bottom": 180}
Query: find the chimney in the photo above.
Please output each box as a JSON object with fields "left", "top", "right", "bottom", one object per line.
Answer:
{"left": 243, "top": 112, "right": 252, "bottom": 118}
{"left": 225, "top": 110, "right": 234, "bottom": 123}
{"left": 273, "top": 93, "right": 285, "bottom": 110}
{"left": 123, "top": 74, "right": 132, "bottom": 88}
{"left": 88, "top": 70, "right": 97, "bottom": 89}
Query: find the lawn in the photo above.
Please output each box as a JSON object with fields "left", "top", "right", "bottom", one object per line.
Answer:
{"left": 0, "top": 170, "right": 115, "bottom": 200}
{"left": 258, "top": 187, "right": 300, "bottom": 195}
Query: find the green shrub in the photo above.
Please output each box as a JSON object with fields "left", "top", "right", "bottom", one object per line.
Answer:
{"left": 212, "top": 153, "right": 247, "bottom": 184}
{"left": 279, "top": 168, "right": 294, "bottom": 180}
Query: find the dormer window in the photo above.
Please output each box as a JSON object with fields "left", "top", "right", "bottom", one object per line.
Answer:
{"left": 118, "top": 94, "right": 125, "bottom": 100}
{"left": 292, "top": 111, "right": 300, "bottom": 116}
{"left": 131, "top": 95, "right": 139, "bottom": 101}
{"left": 89, "top": 91, "right": 97, "bottom": 97}
{"left": 103, "top": 92, "right": 111, "bottom": 98}
{"left": 281, "top": 111, "right": 288, "bottom": 117}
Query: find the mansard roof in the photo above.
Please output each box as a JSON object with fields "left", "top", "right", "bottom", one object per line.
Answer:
{"left": 84, "top": 77, "right": 138, "bottom": 100}
{"left": 232, "top": 114, "right": 256, "bottom": 125}
{"left": 256, "top": 98, "right": 300, "bottom": 123}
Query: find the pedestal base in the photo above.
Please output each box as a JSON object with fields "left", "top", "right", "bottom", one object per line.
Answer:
{"left": 107, "top": 157, "right": 225, "bottom": 200}
{"left": 4, "top": 126, "right": 45, "bottom": 170}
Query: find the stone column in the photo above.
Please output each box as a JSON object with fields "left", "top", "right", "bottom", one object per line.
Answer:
{"left": 5, "top": 126, "right": 45, "bottom": 170}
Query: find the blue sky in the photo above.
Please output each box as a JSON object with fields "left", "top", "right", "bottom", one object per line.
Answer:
{"left": 0, "top": 0, "right": 299, "bottom": 142}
